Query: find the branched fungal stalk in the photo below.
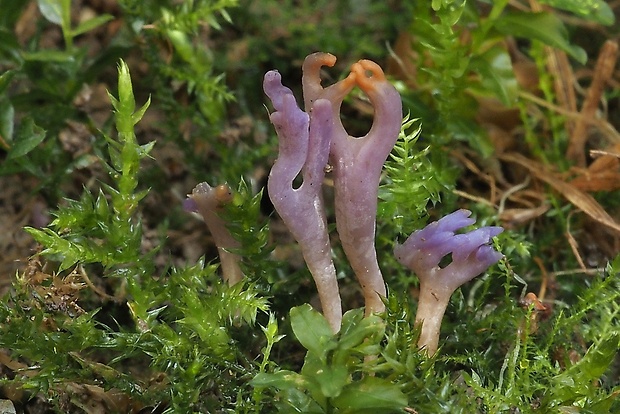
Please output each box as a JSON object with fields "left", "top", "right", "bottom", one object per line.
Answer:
{"left": 264, "top": 52, "right": 403, "bottom": 327}
{"left": 301, "top": 53, "right": 403, "bottom": 316}
{"left": 263, "top": 69, "right": 343, "bottom": 332}
{"left": 394, "top": 209, "right": 503, "bottom": 355}
{"left": 185, "top": 182, "right": 244, "bottom": 286}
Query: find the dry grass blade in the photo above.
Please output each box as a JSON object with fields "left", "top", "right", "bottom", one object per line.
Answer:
{"left": 528, "top": 0, "right": 577, "bottom": 137}
{"left": 500, "top": 152, "right": 620, "bottom": 234}
{"left": 570, "top": 154, "right": 620, "bottom": 192}
{"left": 566, "top": 40, "right": 619, "bottom": 166}
{"left": 590, "top": 148, "right": 620, "bottom": 158}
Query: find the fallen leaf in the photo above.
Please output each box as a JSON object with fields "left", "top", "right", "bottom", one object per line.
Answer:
{"left": 570, "top": 145, "right": 620, "bottom": 191}
{"left": 500, "top": 152, "right": 620, "bottom": 234}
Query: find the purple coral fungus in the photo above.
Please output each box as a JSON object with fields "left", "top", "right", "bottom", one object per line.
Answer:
{"left": 263, "top": 68, "right": 343, "bottom": 333}
{"left": 264, "top": 52, "right": 403, "bottom": 330}
{"left": 394, "top": 209, "right": 503, "bottom": 355}
{"left": 300, "top": 53, "right": 402, "bottom": 317}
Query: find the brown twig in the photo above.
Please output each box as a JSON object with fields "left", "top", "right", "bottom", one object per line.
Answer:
{"left": 565, "top": 211, "right": 587, "bottom": 271}
{"left": 590, "top": 148, "right": 620, "bottom": 158}
{"left": 452, "top": 189, "right": 496, "bottom": 207}
{"left": 528, "top": 0, "right": 578, "bottom": 133}
{"left": 78, "top": 265, "right": 120, "bottom": 303}
{"left": 550, "top": 268, "right": 606, "bottom": 277}
{"left": 566, "top": 40, "right": 619, "bottom": 166}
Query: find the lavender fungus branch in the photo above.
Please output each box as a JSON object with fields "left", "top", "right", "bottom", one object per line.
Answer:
{"left": 302, "top": 53, "right": 403, "bottom": 316}
{"left": 264, "top": 70, "right": 342, "bottom": 333}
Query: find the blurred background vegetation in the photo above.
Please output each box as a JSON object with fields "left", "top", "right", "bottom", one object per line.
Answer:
{"left": 0, "top": 0, "right": 619, "bottom": 412}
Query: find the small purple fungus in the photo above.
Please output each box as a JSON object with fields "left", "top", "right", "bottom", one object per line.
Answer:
{"left": 394, "top": 209, "right": 503, "bottom": 355}
{"left": 185, "top": 182, "right": 244, "bottom": 286}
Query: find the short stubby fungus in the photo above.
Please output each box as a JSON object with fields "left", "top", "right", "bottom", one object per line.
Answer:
{"left": 394, "top": 209, "right": 503, "bottom": 355}
{"left": 185, "top": 182, "right": 244, "bottom": 286}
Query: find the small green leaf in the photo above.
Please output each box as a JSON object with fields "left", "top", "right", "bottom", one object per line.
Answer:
{"left": 538, "top": 0, "right": 614, "bottom": 26}
{"left": 21, "top": 50, "right": 75, "bottom": 63}
{"left": 465, "top": 370, "right": 483, "bottom": 387}
{"left": 315, "top": 365, "right": 348, "bottom": 398}
{"left": 24, "top": 226, "right": 55, "bottom": 246}
{"left": 95, "top": 190, "right": 110, "bottom": 218}
{"left": 435, "top": 0, "right": 466, "bottom": 26}
{"left": 550, "top": 333, "right": 620, "bottom": 404}
{"left": 251, "top": 370, "right": 308, "bottom": 391}
{"left": 71, "top": 14, "right": 114, "bottom": 37}
{"left": 205, "top": 15, "right": 222, "bottom": 31}
{"left": 260, "top": 313, "right": 285, "bottom": 346}
{"left": 494, "top": 11, "right": 587, "bottom": 64}
{"left": 337, "top": 310, "right": 385, "bottom": 353}
{"left": 333, "top": 377, "right": 407, "bottom": 413}
{"left": 36, "top": 0, "right": 63, "bottom": 25}
{"left": 166, "top": 29, "right": 194, "bottom": 63}
{"left": 297, "top": 353, "right": 329, "bottom": 408}
{"left": 588, "top": 389, "right": 620, "bottom": 412}
{"left": 470, "top": 47, "right": 518, "bottom": 105}
{"left": 116, "top": 59, "right": 136, "bottom": 116}
{"left": 219, "top": 9, "right": 232, "bottom": 24}
{"left": 132, "top": 96, "right": 152, "bottom": 126}
{"left": 0, "top": 97, "right": 14, "bottom": 143}
{"left": 8, "top": 117, "right": 46, "bottom": 159}
{"left": 290, "top": 304, "right": 335, "bottom": 358}
{"left": 24, "top": 227, "right": 82, "bottom": 271}
{"left": 0, "top": 70, "right": 15, "bottom": 94}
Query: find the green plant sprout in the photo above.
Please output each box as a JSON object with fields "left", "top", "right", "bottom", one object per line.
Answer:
{"left": 251, "top": 305, "right": 408, "bottom": 413}
{"left": 37, "top": 0, "right": 113, "bottom": 52}
{"left": 0, "top": 0, "right": 118, "bottom": 200}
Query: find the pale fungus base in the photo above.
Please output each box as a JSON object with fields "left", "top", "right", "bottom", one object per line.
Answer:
{"left": 186, "top": 182, "right": 244, "bottom": 286}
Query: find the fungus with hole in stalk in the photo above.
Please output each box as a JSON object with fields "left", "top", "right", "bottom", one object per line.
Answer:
{"left": 184, "top": 182, "right": 244, "bottom": 286}
{"left": 263, "top": 68, "right": 346, "bottom": 333}
{"left": 301, "top": 52, "right": 403, "bottom": 317}
{"left": 394, "top": 209, "right": 503, "bottom": 355}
